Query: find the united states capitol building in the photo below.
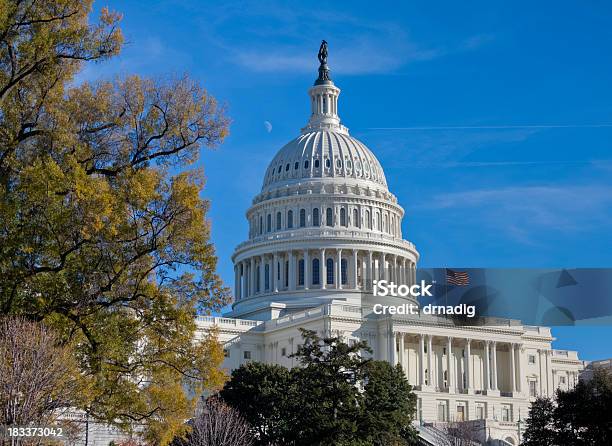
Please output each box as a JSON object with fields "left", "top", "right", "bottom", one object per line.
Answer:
{"left": 196, "top": 44, "right": 584, "bottom": 446}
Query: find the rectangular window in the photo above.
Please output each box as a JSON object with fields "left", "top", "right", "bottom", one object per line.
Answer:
{"left": 223, "top": 349, "right": 230, "bottom": 358}
{"left": 265, "top": 264, "right": 270, "bottom": 290}
{"left": 243, "top": 351, "right": 251, "bottom": 360}
{"left": 281, "top": 347, "right": 287, "bottom": 357}
{"left": 528, "top": 354, "right": 536, "bottom": 364}
{"left": 502, "top": 406, "right": 511, "bottom": 422}
{"left": 437, "top": 402, "right": 447, "bottom": 422}
{"left": 529, "top": 380, "right": 537, "bottom": 397}
{"left": 285, "top": 261, "right": 289, "bottom": 287}
{"left": 560, "top": 376, "right": 566, "bottom": 384}
{"left": 298, "top": 259, "right": 304, "bottom": 286}
{"left": 476, "top": 405, "right": 484, "bottom": 420}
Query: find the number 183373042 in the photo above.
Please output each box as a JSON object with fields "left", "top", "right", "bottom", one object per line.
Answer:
{"left": 2, "top": 426, "right": 64, "bottom": 438}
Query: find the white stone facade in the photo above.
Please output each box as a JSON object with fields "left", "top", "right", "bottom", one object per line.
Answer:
{"left": 197, "top": 62, "right": 583, "bottom": 445}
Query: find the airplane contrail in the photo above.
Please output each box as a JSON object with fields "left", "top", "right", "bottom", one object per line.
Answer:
{"left": 367, "top": 124, "right": 612, "bottom": 130}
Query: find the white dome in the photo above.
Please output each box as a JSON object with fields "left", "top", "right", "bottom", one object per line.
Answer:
{"left": 262, "top": 130, "right": 388, "bottom": 192}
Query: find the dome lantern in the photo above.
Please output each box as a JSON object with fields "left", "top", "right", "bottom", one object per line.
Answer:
{"left": 302, "top": 41, "right": 349, "bottom": 135}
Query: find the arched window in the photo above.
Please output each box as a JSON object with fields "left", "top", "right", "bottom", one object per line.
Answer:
{"left": 340, "top": 208, "right": 346, "bottom": 226}
{"left": 265, "top": 264, "right": 270, "bottom": 290}
{"left": 294, "top": 162, "right": 299, "bottom": 170}
{"left": 377, "top": 213, "right": 382, "bottom": 231}
{"left": 267, "top": 214, "right": 271, "bottom": 232}
{"left": 313, "top": 208, "right": 320, "bottom": 226}
{"left": 383, "top": 214, "right": 388, "bottom": 233}
{"left": 341, "top": 259, "right": 348, "bottom": 285}
{"left": 314, "top": 159, "right": 320, "bottom": 168}
{"left": 299, "top": 209, "right": 306, "bottom": 227}
{"left": 256, "top": 265, "right": 260, "bottom": 292}
{"left": 259, "top": 216, "right": 263, "bottom": 235}
{"left": 287, "top": 210, "right": 294, "bottom": 229}
{"left": 276, "top": 212, "right": 282, "bottom": 230}
{"left": 304, "top": 160, "right": 309, "bottom": 169}
{"left": 312, "top": 258, "right": 320, "bottom": 285}
{"left": 325, "top": 158, "right": 331, "bottom": 168}
{"left": 285, "top": 163, "right": 290, "bottom": 172}
{"left": 365, "top": 210, "right": 371, "bottom": 229}
{"left": 326, "top": 258, "right": 334, "bottom": 285}
{"left": 353, "top": 209, "right": 359, "bottom": 228}
{"left": 298, "top": 259, "right": 304, "bottom": 286}
{"left": 326, "top": 207, "right": 333, "bottom": 226}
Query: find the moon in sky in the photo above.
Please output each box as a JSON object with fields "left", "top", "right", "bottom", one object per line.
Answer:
{"left": 263, "top": 121, "right": 273, "bottom": 133}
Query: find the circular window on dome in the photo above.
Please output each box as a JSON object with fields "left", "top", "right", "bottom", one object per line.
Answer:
{"left": 304, "top": 160, "right": 309, "bottom": 169}
{"left": 325, "top": 158, "right": 331, "bottom": 168}
{"left": 294, "top": 162, "right": 299, "bottom": 170}
{"left": 285, "top": 163, "right": 290, "bottom": 172}
{"left": 314, "top": 159, "right": 320, "bottom": 168}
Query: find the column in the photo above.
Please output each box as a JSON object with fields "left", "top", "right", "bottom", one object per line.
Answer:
{"left": 509, "top": 343, "right": 516, "bottom": 393}
{"left": 352, "top": 249, "right": 358, "bottom": 289}
{"left": 381, "top": 253, "right": 386, "bottom": 280}
{"left": 546, "top": 350, "right": 553, "bottom": 396}
{"left": 288, "top": 250, "right": 295, "bottom": 290}
{"left": 427, "top": 335, "right": 434, "bottom": 387}
{"left": 259, "top": 255, "right": 265, "bottom": 294}
{"left": 234, "top": 265, "right": 240, "bottom": 299}
{"left": 304, "top": 250, "right": 310, "bottom": 290}
{"left": 321, "top": 249, "right": 326, "bottom": 289}
{"left": 336, "top": 249, "right": 342, "bottom": 289}
{"left": 367, "top": 251, "right": 373, "bottom": 290}
{"left": 466, "top": 339, "right": 472, "bottom": 393}
{"left": 447, "top": 337, "right": 454, "bottom": 393}
{"left": 516, "top": 344, "right": 523, "bottom": 393}
{"left": 484, "top": 341, "right": 490, "bottom": 392}
{"left": 273, "top": 253, "right": 278, "bottom": 292}
{"left": 393, "top": 256, "right": 398, "bottom": 282}
{"left": 419, "top": 334, "right": 425, "bottom": 387}
{"left": 399, "top": 333, "right": 405, "bottom": 371}
{"left": 389, "top": 331, "right": 398, "bottom": 365}
{"left": 492, "top": 341, "right": 498, "bottom": 391}
{"left": 538, "top": 349, "right": 544, "bottom": 396}
{"left": 250, "top": 257, "right": 255, "bottom": 296}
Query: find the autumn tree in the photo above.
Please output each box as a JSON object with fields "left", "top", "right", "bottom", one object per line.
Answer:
{"left": 0, "top": 1, "right": 230, "bottom": 444}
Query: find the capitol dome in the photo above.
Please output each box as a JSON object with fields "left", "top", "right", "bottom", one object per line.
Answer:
{"left": 229, "top": 42, "right": 419, "bottom": 320}
{"left": 262, "top": 130, "right": 388, "bottom": 193}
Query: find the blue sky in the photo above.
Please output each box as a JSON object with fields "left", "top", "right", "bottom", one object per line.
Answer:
{"left": 86, "top": 1, "right": 612, "bottom": 360}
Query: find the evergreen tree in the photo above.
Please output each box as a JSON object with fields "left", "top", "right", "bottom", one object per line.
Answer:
{"left": 522, "top": 397, "right": 556, "bottom": 446}
{"left": 220, "top": 329, "right": 418, "bottom": 446}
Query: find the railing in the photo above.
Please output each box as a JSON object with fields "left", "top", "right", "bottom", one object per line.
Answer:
{"left": 196, "top": 316, "right": 264, "bottom": 329}
{"left": 234, "top": 227, "right": 416, "bottom": 252}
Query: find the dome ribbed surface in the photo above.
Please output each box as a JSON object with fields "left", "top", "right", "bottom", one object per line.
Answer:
{"left": 262, "top": 130, "right": 388, "bottom": 191}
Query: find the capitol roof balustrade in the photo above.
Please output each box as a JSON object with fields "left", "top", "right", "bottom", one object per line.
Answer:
{"left": 196, "top": 315, "right": 264, "bottom": 330}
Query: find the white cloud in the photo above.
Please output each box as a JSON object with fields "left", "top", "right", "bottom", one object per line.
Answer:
{"left": 420, "top": 185, "right": 612, "bottom": 240}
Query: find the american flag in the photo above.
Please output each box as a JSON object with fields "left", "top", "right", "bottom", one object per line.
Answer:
{"left": 446, "top": 269, "right": 470, "bottom": 286}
